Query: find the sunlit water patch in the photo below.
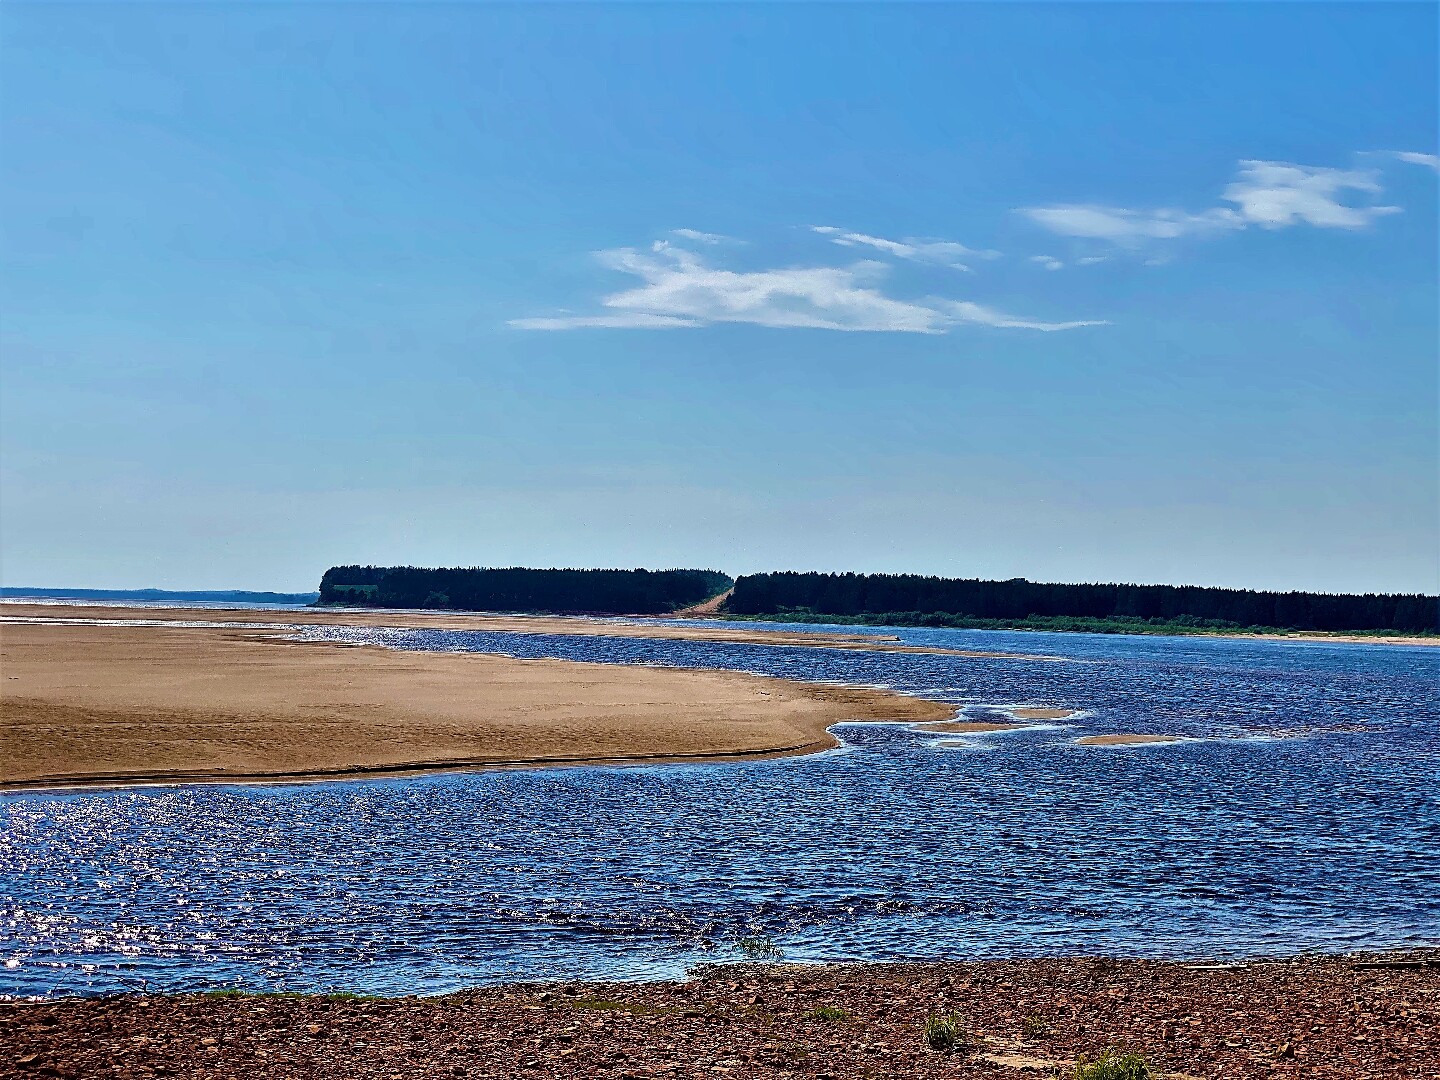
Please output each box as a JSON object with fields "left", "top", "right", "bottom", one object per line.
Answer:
{"left": 3, "top": 624, "right": 1437, "bottom": 997}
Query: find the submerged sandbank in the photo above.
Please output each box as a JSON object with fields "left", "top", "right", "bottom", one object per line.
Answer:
{"left": 0, "top": 601, "right": 1059, "bottom": 660}
{"left": 913, "top": 720, "right": 1025, "bottom": 733}
{"left": 0, "top": 620, "right": 954, "bottom": 791}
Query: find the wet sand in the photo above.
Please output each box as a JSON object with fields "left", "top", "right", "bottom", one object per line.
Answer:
{"left": 0, "top": 620, "right": 954, "bottom": 791}
{"left": 0, "top": 602, "right": 1058, "bottom": 660}
{"left": 6, "top": 954, "right": 1434, "bottom": 1079}
{"left": 1077, "top": 734, "right": 1182, "bottom": 746}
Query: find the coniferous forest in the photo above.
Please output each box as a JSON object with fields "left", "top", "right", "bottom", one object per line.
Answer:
{"left": 318, "top": 566, "right": 732, "bottom": 615}
{"left": 317, "top": 565, "right": 1436, "bottom": 633}
{"left": 727, "top": 572, "right": 1438, "bottom": 634}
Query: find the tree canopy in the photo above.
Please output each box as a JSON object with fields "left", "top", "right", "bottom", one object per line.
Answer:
{"left": 728, "top": 572, "right": 1437, "bottom": 634}
{"left": 319, "top": 566, "right": 732, "bottom": 615}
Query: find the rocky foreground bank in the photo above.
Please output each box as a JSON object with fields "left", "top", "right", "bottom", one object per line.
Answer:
{"left": 4, "top": 954, "right": 1436, "bottom": 1079}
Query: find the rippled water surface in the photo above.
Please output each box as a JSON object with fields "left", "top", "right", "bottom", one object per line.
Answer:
{"left": 3, "top": 622, "right": 1438, "bottom": 998}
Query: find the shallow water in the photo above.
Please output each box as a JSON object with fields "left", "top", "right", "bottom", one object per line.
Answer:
{"left": 3, "top": 622, "right": 1437, "bottom": 998}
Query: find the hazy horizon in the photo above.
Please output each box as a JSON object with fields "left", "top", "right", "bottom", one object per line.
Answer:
{"left": 3, "top": 562, "right": 1437, "bottom": 600}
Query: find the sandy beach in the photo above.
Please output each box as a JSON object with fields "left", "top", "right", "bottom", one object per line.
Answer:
{"left": 0, "top": 617, "right": 954, "bottom": 791}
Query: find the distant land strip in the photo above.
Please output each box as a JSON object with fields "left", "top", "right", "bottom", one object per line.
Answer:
{"left": 0, "top": 586, "right": 321, "bottom": 605}
{"left": 726, "top": 571, "right": 1437, "bottom": 637}
{"left": 314, "top": 565, "right": 1437, "bottom": 636}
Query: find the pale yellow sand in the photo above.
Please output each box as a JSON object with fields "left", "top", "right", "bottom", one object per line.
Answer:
{"left": 0, "top": 619, "right": 954, "bottom": 790}
{"left": 1075, "top": 734, "right": 1182, "bottom": 746}
{"left": 1008, "top": 707, "right": 1076, "bottom": 720}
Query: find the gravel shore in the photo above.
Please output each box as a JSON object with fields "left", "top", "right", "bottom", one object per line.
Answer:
{"left": 4, "top": 954, "right": 1435, "bottom": 1079}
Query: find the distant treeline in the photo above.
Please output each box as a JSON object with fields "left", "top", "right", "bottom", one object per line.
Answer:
{"left": 728, "top": 572, "right": 1438, "bottom": 634}
{"left": 319, "top": 566, "right": 733, "bottom": 615}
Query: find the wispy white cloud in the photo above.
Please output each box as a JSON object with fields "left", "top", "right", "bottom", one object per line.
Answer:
{"left": 1021, "top": 158, "right": 1401, "bottom": 249}
{"left": 1029, "top": 255, "right": 1065, "bottom": 271}
{"left": 670, "top": 228, "right": 732, "bottom": 244}
{"left": 944, "top": 301, "right": 1107, "bottom": 332}
{"left": 811, "top": 226, "right": 998, "bottom": 271}
{"left": 1387, "top": 150, "right": 1440, "bottom": 172}
{"left": 1022, "top": 205, "right": 1242, "bottom": 243}
{"left": 510, "top": 240, "right": 1104, "bottom": 334}
{"left": 508, "top": 312, "right": 701, "bottom": 330}
{"left": 1222, "top": 160, "right": 1399, "bottom": 228}
{"left": 1076, "top": 255, "right": 1109, "bottom": 266}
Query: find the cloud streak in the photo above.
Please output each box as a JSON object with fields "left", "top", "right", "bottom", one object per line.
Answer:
{"left": 670, "top": 228, "right": 732, "bottom": 244}
{"left": 510, "top": 241, "right": 1104, "bottom": 334}
{"left": 811, "top": 226, "right": 998, "bottom": 271}
{"left": 1021, "top": 158, "right": 1402, "bottom": 247}
{"left": 1389, "top": 150, "right": 1440, "bottom": 172}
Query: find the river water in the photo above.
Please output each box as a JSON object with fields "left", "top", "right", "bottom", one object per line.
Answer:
{"left": 3, "top": 620, "right": 1437, "bottom": 998}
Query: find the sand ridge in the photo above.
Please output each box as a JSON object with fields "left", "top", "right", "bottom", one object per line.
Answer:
{"left": 0, "top": 619, "right": 955, "bottom": 791}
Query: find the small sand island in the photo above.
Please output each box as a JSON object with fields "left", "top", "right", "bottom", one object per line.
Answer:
{"left": 1009, "top": 707, "right": 1077, "bottom": 720}
{"left": 0, "top": 611, "right": 957, "bottom": 790}
{"left": 1076, "top": 734, "right": 1183, "bottom": 746}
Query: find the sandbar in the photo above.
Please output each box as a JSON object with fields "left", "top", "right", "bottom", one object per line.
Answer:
{"left": 0, "top": 620, "right": 955, "bottom": 790}
{"left": 1008, "top": 707, "right": 1076, "bottom": 720}
{"left": 0, "top": 601, "right": 1059, "bottom": 660}
{"left": 1075, "top": 734, "right": 1181, "bottom": 746}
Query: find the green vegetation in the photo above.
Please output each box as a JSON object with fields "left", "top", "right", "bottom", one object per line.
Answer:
{"left": 735, "top": 933, "right": 783, "bottom": 960}
{"left": 318, "top": 565, "right": 732, "bottom": 615}
{"left": 1070, "top": 1050, "right": 1161, "bottom": 1080}
{"left": 1022, "top": 1014, "right": 1051, "bottom": 1039}
{"left": 809, "top": 1005, "right": 850, "bottom": 1021}
{"left": 922, "top": 1012, "right": 973, "bottom": 1052}
{"left": 727, "top": 571, "right": 1437, "bottom": 635}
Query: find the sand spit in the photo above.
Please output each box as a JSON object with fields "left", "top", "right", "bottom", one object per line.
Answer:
{"left": 1076, "top": 734, "right": 1182, "bottom": 746}
{"left": 5, "top": 954, "right": 1435, "bottom": 1079}
{"left": 0, "top": 602, "right": 1060, "bottom": 660}
{"left": 0, "top": 620, "right": 954, "bottom": 791}
{"left": 1008, "top": 707, "right": 1076, "bottom": 720}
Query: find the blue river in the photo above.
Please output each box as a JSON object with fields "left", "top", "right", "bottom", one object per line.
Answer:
{"left": 3, "top": 620, "right": 1437, "bottom": 998}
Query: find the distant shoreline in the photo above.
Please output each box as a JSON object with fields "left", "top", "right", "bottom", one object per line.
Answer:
{"left": 713, "top": 610, "right": 1440, "bottom": 646}
{"left": 7, "top": 593, "right": 1432, "bottom": 646}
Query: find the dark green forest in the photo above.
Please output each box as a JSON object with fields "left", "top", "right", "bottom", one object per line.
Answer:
{"left": 727, "top": 572, "right": 1438, "bottom": 634}
{"left": 318, "top": 566, "right": 732, "bottom": 615}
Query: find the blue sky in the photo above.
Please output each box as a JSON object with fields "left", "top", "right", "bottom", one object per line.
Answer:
{"left": 1, "top": 3, "right": 1435, "bottom": 594}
